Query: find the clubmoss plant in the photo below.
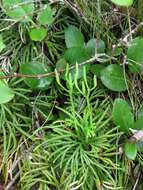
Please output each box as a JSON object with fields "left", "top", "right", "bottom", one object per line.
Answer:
{"left": 25, "top": 66, "right": 119, "bottom": 190}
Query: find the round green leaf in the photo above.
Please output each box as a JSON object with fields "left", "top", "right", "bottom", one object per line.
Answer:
{"left": 38, "top": 5, "right": 55, "bottom": 26}
{"left": 86, "top": 38, "right": 105, "bottom": 56}
{"left": 127, "top": 37, "right": 143, "bottom": 73}
{"left": 0, "top": 79, "right": 14, "bottom": 104}
{"left": 64, "top": 47, "right": 90, "bottom": 64}
{"left": 90, "top": 64, "right": 105, "bottom": 78}
{"left": 111, "top": 0, "right": 133, "bottom": 6}
{"left": 20, "top": 62, "right": 53, "bottom": 90}
{"left": 2, "top": 0, "right": 34, "bottom": 22}
{"left": 65, "top": 25, "right": 84, "bottom": 48}
{"left": 112, "top": 98, "right": 134, "bottom": 133}
{"left": 125, "top": 142, "right": 137, "bottom": 160}
{"left": 29, "top": 28, "right": 47, "bottom": 41}
{"left": 100, "top": 64, "right": 128, "bottom": 92}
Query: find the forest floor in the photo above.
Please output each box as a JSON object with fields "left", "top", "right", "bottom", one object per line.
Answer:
{"left": 0, "top": 0, "right": 143, "bottom": 189}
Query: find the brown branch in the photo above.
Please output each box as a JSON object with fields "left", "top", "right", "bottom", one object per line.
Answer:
{"left": 0, "top": 71, "right": 57, "bottom": 79}
{"left": 129, "top": 128, "right": 143, "bottom": 142}
{"left": 0, "top": 54, "right": 112, "bottom": 80}
{"left": 113, "top": 21, "right": 143, "bottom": 48}
{"left": 5, "top": 171, "right": 20, "bottom": 190}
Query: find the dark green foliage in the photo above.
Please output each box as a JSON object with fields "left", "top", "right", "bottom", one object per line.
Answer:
{"left": 0, "top": 0, "right": 143, "bottom": 189}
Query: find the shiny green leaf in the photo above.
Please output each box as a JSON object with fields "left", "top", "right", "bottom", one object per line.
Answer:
{"left": 90, "top": 64, "right": 105, "bottom": 77}
{"left": 100, "top": 64, "right": 128, "bottom": 92}
{"left": 29, "top": 27, "right": 47, "bottom": 41}
{"left": 0, "top": 73, "right": 14, "bottom": 104}
{"left": 64, "top": 47, "right": 90, "bottom": 64}
{"left": 111, "top": 0, "right": 133, "bottom": 6}
{"left": 20, "top": 61, "right": 53, "bottom": 90}
{"left": 112, "top": 98, "right": 134, "bottom": 132}
{"left": 86, "top": 38, "right": 105, "bottom": 56}
{"left": 125, "top": 142, "right": 137, "bottom": 160}
{"left": 65, "top": 25, "right": 84, "bottom": 48}
{"left": 2, "top": 0, "right": 34, "bottom": 22}
{"left": 38, "top": 5, "right": 55, "bottom": 26}
{"left": 127, "top": 37, "right": 143, "bottom": 73}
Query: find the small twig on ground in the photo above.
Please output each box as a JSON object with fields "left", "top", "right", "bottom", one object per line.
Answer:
{"left": 132, "top": 173, "right": 140, "bottom": 190}
{"left": 5, "top": 171, "right": 20, "bottom": 190}
{"left": 0, "top": 54, "right": 116, "bottom": 80}
{"left": 8, "top": 158, "right": 21, "bottom": 180}
{"left": 129, "top": 128, "right": 143, "bottom": 142}
{"left": 113, "top": 21, "right": 143, "bottom": 48}
{"left": 122, "top": 21, "right": 143, "bottom": 44}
